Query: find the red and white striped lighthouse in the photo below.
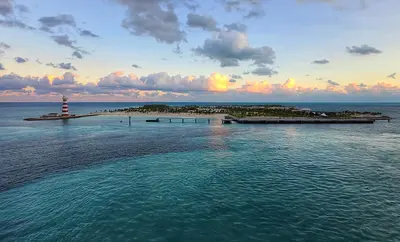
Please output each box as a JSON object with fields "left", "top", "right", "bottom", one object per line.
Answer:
{"left": 62, "top": 95, "right": 69, "bottom": 116}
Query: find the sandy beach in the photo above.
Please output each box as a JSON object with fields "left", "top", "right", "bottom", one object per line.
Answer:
{"left": 97, "top": 111, "right": 227, "bottom": 119}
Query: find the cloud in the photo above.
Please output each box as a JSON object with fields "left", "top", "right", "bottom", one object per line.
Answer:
{"left": 312, "top": 59, "right": 329, "bottom": 64}
{"left": 51, "top": 35, "right": 89, "bottom": 57}
{"left": 327, "top": 80, "right": 340, "bottom": 86}
{"left": 224, "top": 23, "right": 247, "bottom": 32}
{"left": 193, "top": 29, "right": 276, "bottom": 68}
{"left": 46, "top": 62, "right": 77, "bottom": 71}
{"left": 184, "top": 2, "right": 199, "bottom": 11}
{"left": 0, "top": 19, "right": 35, "bottom": 30}
{"left": 36, "top": 59, "right": 42, "bottom": 64}
{"left": 52, "top": 35, "right": 76, "bottom": 48}
{"left": 0, "top": 0, "right": 13, "bottom": 16}
{"left": 51, "top": 72, "right": 77, "bottom": 85}
{"left": 244, "top": 9, "right": 265, "bottom": 18}
{"left": 187, "top": 13, "right": 218, "bottom": 31}
{"left": 223, "top": 0, "right": 264, "bottom": 12}
{"left": 240, "top": 80, "right": 271, "bottom": 93}
{"left": 230, "top": 74, "right": 243, "bottom": 79}
{"left": 173, "top": 44, "right": 182, "bottom": 54}
{"left": 387, "top": 72, "right": 396, "bottom": 79}
{"left": 0, "top": 42, "right": 10, "bottom": 49}
{"left": 72, "top": 51, "right": 83, "bottom": 59}
{"left": 132, "top": 64, "right": 141, "bottom": 68}
{"left": 359, "top": 83, "right": 367, "bottom": 88}
{"left": 346, "top": 45, "right": 382, "bottom": 55}
{"left": 38, "top": 14, "right": 76, "bottom": 28}
{"left": 2, "top": 71, "right": 400, "bottom": 101}
{"left": 252, "top": 67, "right": 278, "bottom": 76}
{"left": 15, "top": 4, "right": 29, "bottom": 13}
{"left": 0, "top": 63, "right": 5, "bottom": 70}
{"left": 243, "top": 70, "right": 250, "bottom": 75}
{"left": 97, "top": 71, "right": 234, "bottom": 93}
{"left": 14, "top": 57, "right": 28, "bottom": 63}
{"left": 80, "top": 29, "right": 99, "bottom": 38}
{"left": 117, "top": 0, "right": 186, "bottom": 44}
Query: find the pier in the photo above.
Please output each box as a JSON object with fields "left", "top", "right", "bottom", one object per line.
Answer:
{"left": 221, "top": 117, "right": 386, "bottom": 124}
{"left": 145, "top": 117, "right": 211, "bottom": 124}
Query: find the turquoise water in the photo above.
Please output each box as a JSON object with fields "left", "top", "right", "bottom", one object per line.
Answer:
{"left": 1, "top": 102, "right": 400, "bottom": 241}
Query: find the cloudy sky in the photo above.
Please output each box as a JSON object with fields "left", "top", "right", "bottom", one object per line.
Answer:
{"left": 0, "top": 0, "right": 399, "bottom": 102}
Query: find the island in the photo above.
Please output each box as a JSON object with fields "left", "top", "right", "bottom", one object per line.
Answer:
{"left": 99, "top": 104, "right": 392, "bottom": 124}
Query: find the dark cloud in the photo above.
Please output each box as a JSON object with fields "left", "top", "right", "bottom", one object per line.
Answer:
{"left": 230, "top": 74, "right": 243, "bottom": 79}
{"left": 38, "top": 14, "right": 76, "bottom": 28}
{"left": 251, "top": 67, "right": 278, "bottom": 76}
{"left": 224, "top": 23, "right": 247, "bottom": 32}
{"left": 387, "top": 72, "right": 396, "bottom": 79}
{"left": 72, "top": 51, "right": 83, "bottom": 59}
{"left": 0, "top": 0, "right": 13, "bottom": 16}
{"left": 0, "top": 19, "right": 35, "bottom": 30}
{"left": 0, "top": 42, "right": 10, "bottom": 49}
{"left": 36, "top": 59, "right": 42, "bottom": 64}
{"left": 39, "top": 26, "right": 54, "bottom": 33}
{"left": 359, "top": 83, "right": 367, "bottom": 88}
{"left": 117, "top": 0, "right": 186, "bottom": 44}
{"left": 132, "top": 64, "right": 141, "bottom": 68}
{"left": 80, "top": 29, "right": 99, "bottom": 38}
{"left": 51, "top": 35, "right": 89, "bottom": 57}
{"left": 244, "top": 9, "right": 265, "bottom": 18}
{"left": 97, "top": 71, "right": 209, "bottom": 92}
{"left": 346, "top": 45, "right": 382, "bottom": 55}
{"left": 46, "top": 62, "right": 77, "bottom": 71}
{"left": 229, "top": 79, "right": 237, "bottom": 83}
{"left": 316, "top": 77, "right": 324, "bottom": 81}
{"left": 312, "top": 59, "right": 329, "bottom": 64}
{"left": 52, "top": 35, "right": 76, "bottom": 48}
{"left": 0, "top": 63, "right": 5, "bottom": 70}
{"left": 193, "top": 29, "right": 276, "bottom": 68}
{"left": 187, "top": 13, "right": 218, "bottom": 31}
{"left": 14, "top": 57, "right": 28, "bottom": 63}
{"left": 327, "top": 80, "right": 339, "bottom": 86}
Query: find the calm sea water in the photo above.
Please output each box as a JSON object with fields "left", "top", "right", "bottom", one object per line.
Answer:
{"left": 0, "top": 102, "right": 399, "bottom": 242}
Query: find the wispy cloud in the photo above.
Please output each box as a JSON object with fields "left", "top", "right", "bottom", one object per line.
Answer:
{"left": 346, "top": 45, "right": 382, "bottom": 55}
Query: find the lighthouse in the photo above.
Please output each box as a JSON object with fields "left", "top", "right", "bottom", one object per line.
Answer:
{"left": 62, "top": 95, "right": 69, "bottom": 116}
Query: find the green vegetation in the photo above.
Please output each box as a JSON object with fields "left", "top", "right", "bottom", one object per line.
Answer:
{"left": 107, "top": 104, "right": 383, "bottom": 119}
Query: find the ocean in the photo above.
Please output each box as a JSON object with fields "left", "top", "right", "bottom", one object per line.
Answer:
{"left": 0, "top": 102, "right": 399, "bottom": 242}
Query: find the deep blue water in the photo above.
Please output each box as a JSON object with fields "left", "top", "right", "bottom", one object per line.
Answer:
{"left": 0, "top": 102, "right": 399, "bottom": 242}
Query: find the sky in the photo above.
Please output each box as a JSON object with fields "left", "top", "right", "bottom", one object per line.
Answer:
{"left": 0, "top": 0, "right": 399, "bottom": 102}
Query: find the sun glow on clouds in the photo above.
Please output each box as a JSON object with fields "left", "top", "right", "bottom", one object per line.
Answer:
{"left": 207, "top": 73, "right": 231, "bottom": 92}
{"left": 46, "top": 75, "right": 58, "bottom": 85}
{"left": 1, "top": 72, "right": 400, "bottom": 101}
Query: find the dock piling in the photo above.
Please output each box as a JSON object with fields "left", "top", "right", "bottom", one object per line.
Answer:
{"left": 129, "top": 116, "right": 131, "bottom": 126}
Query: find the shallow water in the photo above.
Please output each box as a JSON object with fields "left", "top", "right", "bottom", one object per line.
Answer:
{"left": 1, "top": 102, "right": 399, "bottom": 241}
